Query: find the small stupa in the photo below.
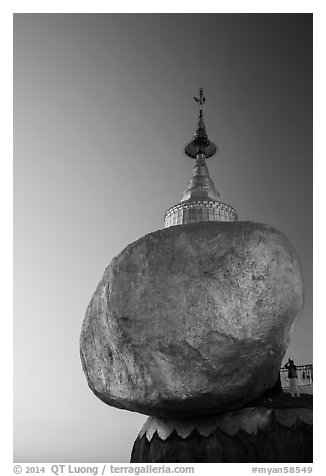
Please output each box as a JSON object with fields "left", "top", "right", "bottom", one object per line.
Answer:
{"left": 164, "top": 88, "right": 237, "bottom": 227}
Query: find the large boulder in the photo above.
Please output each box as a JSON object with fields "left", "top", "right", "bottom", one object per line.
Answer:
{"left": 80, "top": 222, "right": 303, "bottom": 418}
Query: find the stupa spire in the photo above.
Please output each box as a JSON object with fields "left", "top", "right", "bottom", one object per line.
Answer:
{"left": 185, "top": 88, "right": 218, "bottom": 159}
{"left": 164, "top": 89, "right": 237, "bottom": 228}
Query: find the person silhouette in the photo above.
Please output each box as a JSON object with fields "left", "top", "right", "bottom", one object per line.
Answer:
{"left": 284, "top": 358, "right": 300, "bottom": 397}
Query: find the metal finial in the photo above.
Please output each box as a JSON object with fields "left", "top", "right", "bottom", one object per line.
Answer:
{"left": 185, "top": 88, "right": 217, "bottom": 159}
{"left": 194, "top": 88, "right": 206, "bottom": 107}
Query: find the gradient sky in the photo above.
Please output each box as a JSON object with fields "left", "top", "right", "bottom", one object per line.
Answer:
{"left": 14, "top": 13, "right": 312, "bottom": 462}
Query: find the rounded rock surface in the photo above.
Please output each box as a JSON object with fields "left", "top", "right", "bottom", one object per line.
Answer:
{"left": 80, "top": 222, "right": 303, "bottom": 418}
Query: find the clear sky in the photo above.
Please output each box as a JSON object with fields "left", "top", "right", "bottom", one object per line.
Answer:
{"left": 14, "top": 13, "right": 312, "bottom": 462}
